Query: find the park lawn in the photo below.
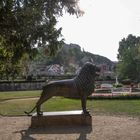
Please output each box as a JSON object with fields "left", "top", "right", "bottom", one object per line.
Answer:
{"left": 93, "top": 99, "right": 140, "bottom": 116}
{"left": 0, "top": 90, "right": 41, "bottom": 101}
{"left": 1, "top": 95, "right": 140, "bottom": 116}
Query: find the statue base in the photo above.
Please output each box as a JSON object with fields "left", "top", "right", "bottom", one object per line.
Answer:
{"left": 30, "top": 110, "right": 92, "bottom": 128}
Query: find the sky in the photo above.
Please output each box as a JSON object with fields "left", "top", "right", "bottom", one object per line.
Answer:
{"left": 57, "top": 0, "right": 140, "bottom": 61}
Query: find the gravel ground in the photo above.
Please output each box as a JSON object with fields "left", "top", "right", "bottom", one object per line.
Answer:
{"left": 1, "top": 115, "right": 140, "bottom": 140}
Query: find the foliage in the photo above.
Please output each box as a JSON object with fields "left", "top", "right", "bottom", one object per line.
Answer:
{"left": 117, "top": 34, "right": 140, "bottom": 81}
{"left": 121, "top": 79, "right": 131, "bottom": 85}
{"left": 0, "top": 0, "right": 83, "bottom": 79}
{"left": 0, "top": 36, "right": 36, "bottom": 80}
{"left": 19, "top": 53, "right": 31, "bottom": 79}
{"left": 0, "top": 0, "right": 82, "bottom": 55}
{"left": 0, "top": 36, "right": 20, "bottom": 80}
{"left": 113, "top": 83, "right": 123, "bottom": 88}
{"left": 95, "top": 89, "right": 111, "bottom": 93}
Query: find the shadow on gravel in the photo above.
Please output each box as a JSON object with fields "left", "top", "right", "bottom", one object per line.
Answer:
{"left": 15, "top": 125, "right": 92, "bottom": 140}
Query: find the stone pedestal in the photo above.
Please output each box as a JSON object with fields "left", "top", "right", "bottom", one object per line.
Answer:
{"left": 31, "top": 110, "right": 92, "bottom": 128}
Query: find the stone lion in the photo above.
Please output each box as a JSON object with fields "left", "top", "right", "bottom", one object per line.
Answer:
{"left": 25, "top": 62, "right": 100, "bottom": 116}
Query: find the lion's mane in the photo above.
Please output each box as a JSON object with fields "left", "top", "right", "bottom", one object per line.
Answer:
{"left": 74, "top": 62, "right": 97, "bottom": 95}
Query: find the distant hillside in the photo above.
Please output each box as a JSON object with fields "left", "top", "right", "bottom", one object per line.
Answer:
{"left": 30, "top": 43, "right": 115, "bottom": 75}
{"left": 46, "top": 43, "right": 115, "bottom": 68}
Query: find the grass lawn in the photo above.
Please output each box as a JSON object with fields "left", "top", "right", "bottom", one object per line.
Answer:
{"left": 1, "top": 91, "right": 140, "bottom": 116}
{"left": 0, "top": 90, "right": 41, "bottom": 101}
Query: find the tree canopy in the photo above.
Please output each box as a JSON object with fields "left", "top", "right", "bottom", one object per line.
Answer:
{"left": 0, "top": 0, "right": 82, "bottom": 56}
{"left": 0, "top": 0, "right": 83, "bottom": 79}
{"left": 117, "top": 34, "right": 140, "bottom": 81}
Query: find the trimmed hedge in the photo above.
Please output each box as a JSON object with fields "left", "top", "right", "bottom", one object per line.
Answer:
{"left": 90, "top": 93, "right": 140, "bottom": 100}
{"left": 95, "top": 89, "right": 111, "bottom": 93}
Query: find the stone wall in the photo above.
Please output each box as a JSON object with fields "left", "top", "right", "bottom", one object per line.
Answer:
{"left": 0, "top": 75, "right": 75, "bottom": 92}
{"left": 0, "top": 81, "right": 46, "bottom": 91}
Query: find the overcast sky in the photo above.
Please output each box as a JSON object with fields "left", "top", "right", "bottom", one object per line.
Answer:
{"left": 57, "top": 0, "right": 140, "bottom": 61}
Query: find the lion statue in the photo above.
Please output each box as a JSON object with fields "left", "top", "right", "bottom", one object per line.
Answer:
{"left": 25, "top": 62, "right": 100, "bottom": 116}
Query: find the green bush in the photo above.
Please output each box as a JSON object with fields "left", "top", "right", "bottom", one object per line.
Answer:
{"left": 113, "top": 83, "right": 123, "bottom": 88}
{"left": 121, "top": 79, "right": 131, "bottom": 85}
{"left": 95, "top": 89, "right": 111, "bottom": 93}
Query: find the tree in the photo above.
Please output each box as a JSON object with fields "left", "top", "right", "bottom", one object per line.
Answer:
{"left": 117, "top": 34, "right": 140, "bottom": 81}
{"left": 0, "top": 0, "right": 83, "bottom": 57}
{"left": 0, "top": 0, "right": 83, "bottom": 79}
{"left": 0, "top": 36, "right": 20, "bottom": 80}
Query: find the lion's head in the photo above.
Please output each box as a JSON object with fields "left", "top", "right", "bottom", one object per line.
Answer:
{"left": 75, "top": 62, "right": 100, "bottom": 94}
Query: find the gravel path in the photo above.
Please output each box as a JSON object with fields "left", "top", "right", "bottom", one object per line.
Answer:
{"left": 1, "top": 115, "right": 140, "bottom": 140}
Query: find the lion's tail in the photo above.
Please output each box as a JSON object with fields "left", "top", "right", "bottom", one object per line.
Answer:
{"left": 24, "top": 106, "right": 36, "bottom": 116}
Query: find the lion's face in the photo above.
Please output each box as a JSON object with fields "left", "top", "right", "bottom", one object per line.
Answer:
{"left": 83, "top": 62, "right": 100, "bottom": 77}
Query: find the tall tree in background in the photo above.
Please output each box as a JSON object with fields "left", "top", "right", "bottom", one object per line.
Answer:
{"left": 117, "top": 34, "right": 140, "bottom": 81}
{"left": 0, "top": 0, "right": 83, "bottom": 79}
